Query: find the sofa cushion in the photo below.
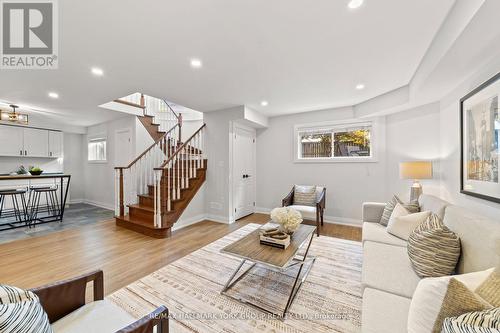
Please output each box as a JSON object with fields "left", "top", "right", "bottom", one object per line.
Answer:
{"left": 362, "top": 222, "right": 407, "bottom": 247}
{"left": 52, "top": 299, "right": 136, "bottom": 333}
{"left": 418, "top": 194, "right": 449, "bottom": 220}
{"left": 293, "top": 185, "right": 316, "bottom": 206}
{"left": 362, "top": 287, "right": 411, "bottom": 333}
{"left": 387, "top": 210, "right": 431, "bottom": 241}
{"left": 0, "top": 285, "right": 52, "bottom": 333}
{"left": 443, "top": 205, "right": 500, "bottom": 274}
{"left": 408, "top": 214, "right": 461, "bottom": 278}
{"left": 287, "top": 205, "right": 317, "bottom": 220}
{"left": 408, "top": 268, "right": 494, "bottom": 333}
{"left": 362, "top": 241, "right": 420, "bottom": 298}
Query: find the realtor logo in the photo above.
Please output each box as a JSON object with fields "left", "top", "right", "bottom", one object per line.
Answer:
{"left": 1, "top": 0, "right": 58, "bottom": 69}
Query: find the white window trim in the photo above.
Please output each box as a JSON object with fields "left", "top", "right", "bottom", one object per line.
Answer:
{"left": 87, "top": 135, "right": 108, "bottom": 164}
{"left": 293, "top": 118, "right": 379, "bottom": 163}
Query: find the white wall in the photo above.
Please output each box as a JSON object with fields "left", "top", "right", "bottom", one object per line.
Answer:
{"left": 255, "top": 107, "right": 387, "bottom": 224}
{"left": 385, "top": 103, "right": 442, "bottom": 201}
{"left": 439, "top": 56, "right": 500, "bottom": 220}
{"left": 63, "top": 132, "right": 85, "bottom": 202}
{"left": 83, "top": 115, "right": 136, "bottom": 210}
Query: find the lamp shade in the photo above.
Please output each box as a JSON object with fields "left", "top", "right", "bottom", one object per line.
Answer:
{"left": 399, "top": 161, "right": 432, "bottom": 180}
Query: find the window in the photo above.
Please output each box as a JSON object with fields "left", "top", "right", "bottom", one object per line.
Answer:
{"left": 295, "top": 121, "right": 374, "bottom": 162}
{"left": 88, "top": 137, "right": 107, "bottom": 162}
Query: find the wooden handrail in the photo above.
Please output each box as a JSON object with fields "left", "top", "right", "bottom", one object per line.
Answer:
{"left": 113, "top": 99, "right": 145, "bottom": 109}
{"left": 155, "top": 123, "right": 206, "bottom": 170}
{"left": 115, "top": 124, "right": 179, "bottom": 170}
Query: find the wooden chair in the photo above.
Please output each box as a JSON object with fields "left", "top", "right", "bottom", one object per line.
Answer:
{"left": 30, "top": 270, "right": 168, "bottom": 333}
{"left": 282, "top": 186, "right": 326, "bottom": 236}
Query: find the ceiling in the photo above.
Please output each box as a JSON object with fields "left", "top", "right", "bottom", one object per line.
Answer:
{"left": 0, "top": 0, "right": 457, "bottom": 126}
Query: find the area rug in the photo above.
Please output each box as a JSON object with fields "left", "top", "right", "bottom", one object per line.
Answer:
{"left": 108, "top": 224, "right": 363, "bottom": 333}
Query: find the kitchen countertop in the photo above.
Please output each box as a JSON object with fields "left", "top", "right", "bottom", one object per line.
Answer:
{"left": 0, "top": 173, "right": 70, "bottom": 180}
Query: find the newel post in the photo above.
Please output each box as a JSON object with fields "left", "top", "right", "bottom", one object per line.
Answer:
{"left": 178, "top": 113, "right": 183, "bottom": 145}
{"left": 140, "top": 94, "right": 145, "bottom": 108}
{"left": 119, "top": 168, "right": 124, "bottom": 216}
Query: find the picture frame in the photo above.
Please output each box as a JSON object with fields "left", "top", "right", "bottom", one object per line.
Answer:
{"left": 460, "top": 72, "right": 500, "bottom": 203}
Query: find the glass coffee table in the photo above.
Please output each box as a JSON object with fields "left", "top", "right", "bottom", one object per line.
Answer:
{"left": 220, "top": 223, "right": 317, "bottom": 319}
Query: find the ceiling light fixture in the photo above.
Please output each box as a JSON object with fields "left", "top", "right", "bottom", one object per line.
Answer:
{"left": 261, "top": 101, "right": 269, "bottom": 107}
{"left": 48, "top": 92, "right": 59, "bottom": 99}
{"left": 190, "top": 59, "right": 202, "bottom": 68}
{"left": 356, "top": 84, "right": 365, "bottom": 90}
{"left": 348, "top": 0, "right": 364, "bottom": 9}
{"left": 91, "top": 67, "right": 104, "bottom": 76}
{"left": 0, "top": 104, "right": 28, "bottom": 125}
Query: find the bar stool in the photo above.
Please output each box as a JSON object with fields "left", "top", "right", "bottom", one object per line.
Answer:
{"left": 28, "top": 185, "right": 60, "bottom": 228}
{"left": 0, "top": 188, "right": 28, "bottom": 223}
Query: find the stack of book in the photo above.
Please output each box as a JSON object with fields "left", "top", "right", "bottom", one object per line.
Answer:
{"left": 259, "top": 227, "right": 290, "bottom": 249}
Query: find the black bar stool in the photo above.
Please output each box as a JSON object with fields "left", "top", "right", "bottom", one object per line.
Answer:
{"left": 0, "top": 188, "right": 28, "bottom": 223}
{"left": 28, "top": 185, "right": 60, "bottom": 228}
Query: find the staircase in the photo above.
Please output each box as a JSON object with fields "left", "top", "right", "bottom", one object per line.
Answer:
{"left": 114, "top": 95, "right": 206, "bottom": 238}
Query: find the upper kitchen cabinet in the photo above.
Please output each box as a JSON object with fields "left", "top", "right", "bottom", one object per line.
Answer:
{"left": 23, "top": 128, "right": 49, "bottom": 157}
{"left": 48, "top": 131, "right": 63, "bottom": 157}
{"left": 0, "top": 125, "right": 24, "bottom": 156}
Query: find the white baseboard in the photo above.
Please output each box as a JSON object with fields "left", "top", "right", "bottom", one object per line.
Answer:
{"left": 255, "top": 207, "right": 362, "bottom": 227}
{"left": 81, "top": 199, "right": 115, "bottom": 211}
{"left": 171, "top": 214, "right": 207, "bottom": 231}
{"left": 206, "top": 214, "right": 231, "bottom": 224}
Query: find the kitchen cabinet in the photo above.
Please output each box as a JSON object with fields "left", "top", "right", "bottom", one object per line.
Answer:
{"left": 23, "top": 128, "right": 49, "bottom": 157}
{"left": 0, "top": 124, "right": 62, "bottom": 158}
{"left": 48, "top": 131, "right": 63, "bottom": 157}
{"left": 0, "top": 125, "right": 24, "bottom": 156}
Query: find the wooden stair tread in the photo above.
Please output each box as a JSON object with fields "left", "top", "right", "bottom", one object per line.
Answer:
{"left": 127, "top": 203, "right": 154, "bottom": 212}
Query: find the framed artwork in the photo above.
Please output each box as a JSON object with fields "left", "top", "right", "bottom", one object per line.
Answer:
{"left": 460, "top": 72, "right": 500, "bottom": 203}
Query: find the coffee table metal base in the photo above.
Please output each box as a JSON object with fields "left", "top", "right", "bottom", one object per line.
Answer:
{"left": 220, "top": 232, "right": 316, "bottom": 320}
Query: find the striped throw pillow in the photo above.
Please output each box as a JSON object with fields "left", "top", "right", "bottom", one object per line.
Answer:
{"left": 293, "top": 185, "right": 316, "bottom": 206}
{"left": 442, "top": 308, "right": 499, "bottom": 333}
{"left": 407, "top": 214, "right": 461, "bottom": 278}
{"left": 380, "top": 195, "right": 420, "bottom": 226}
{"left": 0, "top": 285, "right": 52, "bottom": 333}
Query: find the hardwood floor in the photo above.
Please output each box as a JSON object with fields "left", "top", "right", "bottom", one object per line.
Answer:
{"left": 0, "top": 213, "right": 361, "bottom": 296}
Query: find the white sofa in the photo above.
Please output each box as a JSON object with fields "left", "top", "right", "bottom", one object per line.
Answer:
{"left": 361, "top": 194, "right": 500, "bottom": 333}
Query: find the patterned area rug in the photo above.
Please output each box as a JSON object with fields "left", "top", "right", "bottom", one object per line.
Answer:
{"left": 108, "top": 224, "right": 363, "bottom": 333}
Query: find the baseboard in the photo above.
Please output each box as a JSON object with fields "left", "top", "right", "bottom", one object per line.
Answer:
{"left": 205, "top": 214, "right": 230, "bottom": 224}
{"left": 69, "top": 199, "right": 84, "bottom": 204}
{"left": 255, "top": 207, "right": 362, "bottom": 227}
{"left": 81, "top": 199, "right": 115, "bottom": 211}
{"left": 171, "top": 214, "right": 207, "bottom": 231}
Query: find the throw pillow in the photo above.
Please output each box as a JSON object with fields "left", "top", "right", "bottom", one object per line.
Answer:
{"left": 293, "top": 185, "right": 316, "bottom": 206}
{"left": 475, "top": 268, "right": 500, "bottom": 307}
{"left": 407, "top": 268, "right": 495, "bottom": 333}
{"left": 386, "top": 210, "right": 431, "bottom": 240}
{"left": 442, "top": 307, "right": 500, "bottom": 333}
{"left": 0, "top": 285, "right": 52, "bottom": 333}
{"left": 407, "top": 213, "right": 461, "bottom": 278}
{"left": 380, "top": 195, "right": 420, "bottom": 226}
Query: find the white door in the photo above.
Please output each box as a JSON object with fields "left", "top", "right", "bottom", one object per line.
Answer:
{"left": 48, "top": 131, "right": 63, "bottom": 158}
{"left": 233, "top": 125, "right": 256, "bottom": 220}
{"left": 23, "top": 128, "right": 49, "bottom": 157}
{"left": 115, "top": 129, "right": 132, "bottom": 167}
{"left": 0, "top": 125, "right": 23, "bottom": 156}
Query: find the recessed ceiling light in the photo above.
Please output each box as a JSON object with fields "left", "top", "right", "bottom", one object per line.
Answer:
{"left": 91, "top": 67, "right": 104, "bottom": 76}
{"left": 348, "top": 0, "right": 364, "bottom": 9}
{"left": 190, "top": 59, "right": 202, "bottom": 68}
{"left": 48, "top": 92, "right": 59, "bottom": 99}
{"left": 261, "top": 101, "right": 269, "bottom": 107}
{"left": 356, "top": 84, "right": 365, "bottom": 90}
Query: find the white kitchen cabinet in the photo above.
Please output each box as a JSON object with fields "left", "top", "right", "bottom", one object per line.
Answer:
{"left": 0, "top": 126, "right": 24, "bottom": 156}
{"left": 48, "top": 131, "right": 63, "bottom": 157}
{"left": 23, "top": 128, "right": 49, "bottom": 157}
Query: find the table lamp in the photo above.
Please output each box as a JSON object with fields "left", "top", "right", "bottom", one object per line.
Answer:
{"left": 399, "top": 161, "right": 433, "bottom": 202}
